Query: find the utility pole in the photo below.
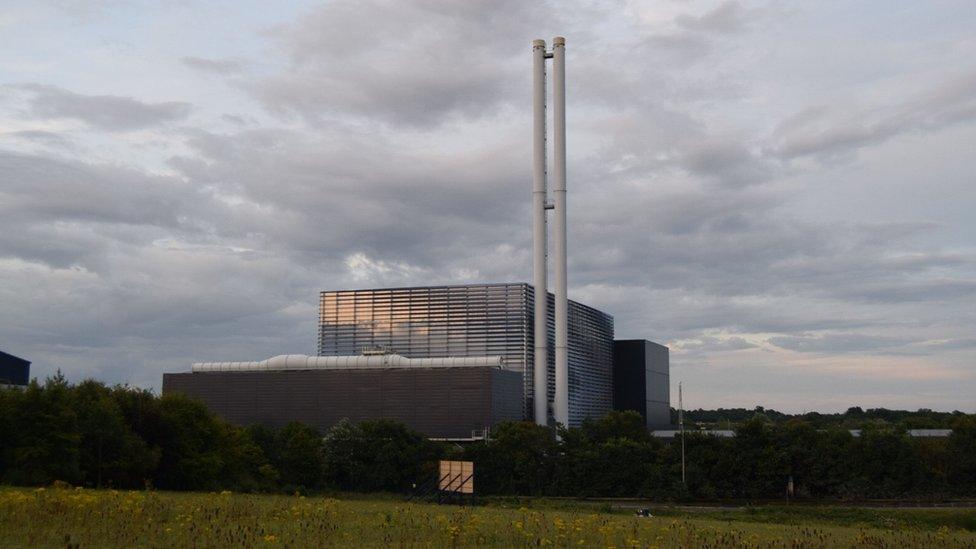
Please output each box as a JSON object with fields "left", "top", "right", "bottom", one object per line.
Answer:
{"left": 679, "top": 381, "right": 685, "bottom": 486}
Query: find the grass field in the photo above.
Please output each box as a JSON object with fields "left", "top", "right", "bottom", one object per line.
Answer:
{"left": 1, "top": 487, "right": 975, "bottom": 547}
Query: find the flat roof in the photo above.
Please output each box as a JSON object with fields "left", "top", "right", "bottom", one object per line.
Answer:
{"left": 0, "top": 350, "right": 30, "bottom": 366}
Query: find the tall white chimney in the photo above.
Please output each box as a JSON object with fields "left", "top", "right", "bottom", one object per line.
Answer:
{"left": 532, "top": 37, "right": 570, "bottom": 427}
{"left": 531, "top": 38, "right": 549, "bottom": 427}
{"left": 551, "top": 36, "right": 568, "bottom": 428}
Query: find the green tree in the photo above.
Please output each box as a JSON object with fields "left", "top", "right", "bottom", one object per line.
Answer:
{"left": 557, "top": 434, "right": 662, "bottom": 497}
{"left": 72, "top": 380, "right": 158, "bottom": 488}
{"left": 947, "top": 416, "right": 976, "bottom": 495}
{"left": 464, "top": 421, "right": 556, "bottom": 495}
{"left": 668, "top": 432, "right": 734, "bottom": 500}
{"left": 580, "top": 410, "right": 650, "bottom": 444}
{"left": 322, "top": 419, "right": 441, "bottom": 492}
{"left": 727, "top": 417, "right": 785, "bottom": 499}
{"left": 152, "top": 394, "right": 268, "bottom": 491}
{"left": 849, "top": 425, "right": 932, "bottom": 498}
{"left": 276, "top": 422, "right": 325, "bottom": 491}
{"left": 2, "top": 374, "right": 81, "bottom": 485}
{"left": 554, "top": 412, "right": 662, "bottom": 497}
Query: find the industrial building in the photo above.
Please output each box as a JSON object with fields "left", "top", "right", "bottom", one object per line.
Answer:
{"left": 318, "top": 284, "right": 614, "bottom": 426}
{"left": 163, "top": 284, "right": 669, "bottom": 437}
{"left": 613, "top": 340, "right": 671, "bottom": 429}
{"left": 164, "top": 361, "right": 522, "bottom": 439}
{"left": 0, "top": 350, "right": 30, "bottom": 388}
{"left": 162, "top": 37, "right": 672, "bottom": 439}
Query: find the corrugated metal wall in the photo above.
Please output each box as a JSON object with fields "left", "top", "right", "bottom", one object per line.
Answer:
{"left": 162, "top": 367, "right": 523, "bottom": 439}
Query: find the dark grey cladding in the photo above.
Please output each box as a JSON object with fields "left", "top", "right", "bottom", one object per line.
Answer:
{"left": 612, "top": 339, "right": 671, "bottom": 429}
{"left": 162, "top": 366, "right": 523, "bottom": 439}
{"left": 0, "top": 350, "right": 30, "bottom": 386}
{"left": 319, "top": 283, "right": 614, "bottom": 427}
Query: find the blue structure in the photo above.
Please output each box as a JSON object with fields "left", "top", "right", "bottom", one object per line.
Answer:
{"left": 0, "top": 350, "right": 30, "bottom": 386}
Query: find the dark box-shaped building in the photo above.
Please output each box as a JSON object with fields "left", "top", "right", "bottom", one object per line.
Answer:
{"left": 612, "top": 339, "right": 671, "bottom": 429}
{"left": 163, "top": 366, "right": 523, "bottom": 439}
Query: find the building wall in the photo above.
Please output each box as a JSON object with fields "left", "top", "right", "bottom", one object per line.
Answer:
{"left": 319, "top": 283, "right": 613, "bottom": 427}
{"left": 644, "top": 341, "right": 671, "bottom": 429}
{"left": 319, "top": 284, "right": 532, "bottom": 406}
{"left": 0, "top": 350, "right": 30, "bottom": 386}
{"left": 612, "top": 340, "right": 646, "bottom": 419}
{"left": 162, "top": 367, "right": 523, "bottom": 439}
{"left": 613, "top": 339, "right": 671, "bottom": 429}
{"left": 562, "top": 290, "right": 615, "bottom": 427}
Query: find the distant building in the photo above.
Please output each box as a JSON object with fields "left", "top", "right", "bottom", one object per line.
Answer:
{"left": 612, "top": 340, "right": 671, "bottom": 429}
{"left": 0, "top": 350, "right": 30, "bottom": 388}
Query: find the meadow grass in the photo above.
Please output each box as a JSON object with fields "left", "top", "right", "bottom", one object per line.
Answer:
{"left": 484, "top": 497, "right": 976, "bottom": 532}
{"left": 1, "top": 486, "right": 975, "bottom": 547}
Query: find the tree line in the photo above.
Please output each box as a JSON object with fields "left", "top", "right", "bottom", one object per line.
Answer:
{"left": 472, "top": 416, "right": 976, "bottom": 500}
{"left": 0, "top": 375, "right": 441, "bottom": 493}
{"left": 679, "top": 406, "right": 969, "bottom": 430}
{"left": 1, "top": 375, "right": 974, "bottom": 500}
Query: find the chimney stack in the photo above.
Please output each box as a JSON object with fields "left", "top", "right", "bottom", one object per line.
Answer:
{"left": 531, "top": 37, "right": 569, "bottom": 427}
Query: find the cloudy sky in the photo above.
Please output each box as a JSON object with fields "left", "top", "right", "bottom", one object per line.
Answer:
{"left": 1, "top": 1, "right": 974, "bottom": 412}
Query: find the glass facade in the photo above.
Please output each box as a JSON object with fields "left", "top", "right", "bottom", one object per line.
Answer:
{"left": 318, "top": 283, "right": 614, "bottom": 427}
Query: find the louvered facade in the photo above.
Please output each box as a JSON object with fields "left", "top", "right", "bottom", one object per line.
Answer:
{"left": 318, "top": 283, "right": 613, "bottom": 427}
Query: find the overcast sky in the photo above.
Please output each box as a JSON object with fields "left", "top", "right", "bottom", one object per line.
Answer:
{"left": 1, "top": 1, "right": 974, "bottom": 412}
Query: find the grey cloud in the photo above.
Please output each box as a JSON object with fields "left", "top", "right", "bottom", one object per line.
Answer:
{"left": 220, "top": 114, "right": 249, "bottom": 126}
{"left": 0, "top": 150, "right": 200, "bottom": 232}
{"left": 249, "top": 0, "right": 563, "bottom": 127}
{"left": 45, "top": 0, "right": 122, "bottom": 18}
{"left": 771, "top": 72, "right": 976, "bottom": 159}
{"left": 3, "top": 130, "right": 75, "bottom": 150}
{"left": 919, "top": 338, "right": 976, "bottom": 351}
{"left": 675, "top": 1, "right": 746, "bottom": 34}
{"left": 644, "top": 33, "right": 711, "bottom": 64}
{"left": 0, "top": 242, "right": 323, "bottom": 387}
{"left": 768, "top": 333, "right": 910, "bottom": 354}
{"left": 164, "top": 125, "right": 527, "bottom": 267}
{"left": 576, "top": 105, "right": 774, "bottom": 189}
{"left": 834, "top": 279, "right": 976, "bottom": 304}
{"left": 0, "top": 223, "right": 110, "bottom": 269}
{"left": 644, "top": 1, "right": 757, "bottom": 63}
{"left": 677, "top": 136, "right": 776, "bottom": 187}
{"left": 0, "top": 151, "right": 399, "bottom": 387}
{"left": 180, "top": 56, "right": 244, "bottom": 75}
{"left": 563, "top": 177, "right": 976, "bottom": 349}
{"left": 675, "top": 335, "right": 757, "bottom": 353}
{"left": 13, "top": 83, "right": 191, "bottom": 131}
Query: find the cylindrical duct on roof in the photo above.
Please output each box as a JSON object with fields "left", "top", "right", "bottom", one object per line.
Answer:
{"left": 551, "top": 36, "right": 569, "bottom": 427}
{"left": 191, "top": 354, "right": 505, "bottom": 372}
{"left": 532, "top": 38, "right": 549, "bottom": 427}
